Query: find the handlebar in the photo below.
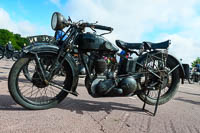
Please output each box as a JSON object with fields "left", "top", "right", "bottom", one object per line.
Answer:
{"left": 80, "top": 23, "right": 113, "bottom": 32}
{"left": 92, "top": 24, "right": 113, "bottom": 32}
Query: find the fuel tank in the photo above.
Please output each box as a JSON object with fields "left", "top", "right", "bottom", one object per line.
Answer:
{"left": 75, "top": 32, "right": 119, "bottom": 52}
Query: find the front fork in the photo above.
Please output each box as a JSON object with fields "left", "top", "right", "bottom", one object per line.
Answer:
{"left": 33, "top": 51, "right": 74, "bottom": 84}
{"left": 33, "top": 53, "right": 49, "bottom": 85}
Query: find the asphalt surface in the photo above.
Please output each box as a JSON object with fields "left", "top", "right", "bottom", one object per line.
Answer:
{"left": 0, "top": 59, "right": 200, "bottom": 133}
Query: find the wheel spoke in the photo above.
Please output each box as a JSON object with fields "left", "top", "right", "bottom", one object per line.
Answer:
{"left": 139, "top": 53, "right": 174, "bottom": 100}
{"left": 13, "top": 54, "right": 70, "bottom": 108}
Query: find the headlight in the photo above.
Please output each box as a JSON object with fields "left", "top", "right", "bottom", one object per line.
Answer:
{"left": 51, "top": 13, "right": 58, "bottom": 30}
{"left": 51, "top": 12, "right": 67, "bottom": 30}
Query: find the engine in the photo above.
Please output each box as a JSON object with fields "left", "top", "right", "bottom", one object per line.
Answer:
{"left": 88, "top": 76, "right": 138, "bottom": 97}
{"left": 119, "top": 76, "right": 137, "bottom": 95}
{"left": 94, "top": 58, "right": 107, "bottom": 74}
{"left": 85, "top": 56, "right": 138, "bottom": 97}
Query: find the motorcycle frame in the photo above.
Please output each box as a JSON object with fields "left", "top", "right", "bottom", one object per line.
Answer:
{"left": 23, "top": 24, "right": 185, "bottom": 97}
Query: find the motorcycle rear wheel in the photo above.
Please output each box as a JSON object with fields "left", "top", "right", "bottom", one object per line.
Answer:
{"left": 6, "top": 51, "right": 12, "bottom": 59}
{"left": 137, "top": 53, "right": 180, "bottom": 105}
{"left": 8, "top": 53, "right": 73, "bottom": 110}
{"left": 0, "top": 48, "right": 4, "bottom": 59}
{"left": 12, "top": 52, "right": 20, "bottom": 61}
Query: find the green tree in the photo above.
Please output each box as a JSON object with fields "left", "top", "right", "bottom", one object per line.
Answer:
{"left": 0, "top": 29, "right": 13, "bottom": 46}
{"left": 192, "top": 57, "right": 200, "bottom": 67}
{"left": 0, "top": 29, "right": 28, "bottom": 50}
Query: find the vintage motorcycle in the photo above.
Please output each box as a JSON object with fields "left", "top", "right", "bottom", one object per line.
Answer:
{"left": 190, "top": 69, "right": 200, "bottom": 83}
{"left": 0, "top": 45, "right": 20, "bottom": 61}
{"left": 8, "top": 12, "right": 186, "bottom": 110}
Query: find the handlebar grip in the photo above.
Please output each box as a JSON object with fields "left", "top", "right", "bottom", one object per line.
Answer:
{"left": 93, "top": 24, "right": 113, "bottom": 32}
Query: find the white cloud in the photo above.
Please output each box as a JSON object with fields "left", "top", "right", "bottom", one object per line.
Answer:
{"left": 0, "top": 8, "right": 36, "bottom": 36}
{"left": 56, "top": 0, "right": 200, "bottom": 64}
{"left": 50, "top": 0, "right": 61, "bottom": 7}
{"left": 158, "top": 34, "right": 200, "bottom": 64}
{"left": 61, "top": 0, "right": 199, "bottom": 40}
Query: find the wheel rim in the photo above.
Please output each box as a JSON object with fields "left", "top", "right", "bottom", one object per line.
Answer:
{"left": 138, "top": 54, "right": 175, "bottom": 100}
{"left": 0, "top": 49, "right": 4, "bottom": 59}
{"left": 16, "top": 55, "right": 69, "bottom": 105}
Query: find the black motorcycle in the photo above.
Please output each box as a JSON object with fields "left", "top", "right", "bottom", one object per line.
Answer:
{"left": 190, "top": 70, "right": 200, "bottom": 83}
{"left": 0, "top": 45, "right": 20, "bottom": 61}
{"left": 8, "top": 12, "right": 186, "bottom": 110}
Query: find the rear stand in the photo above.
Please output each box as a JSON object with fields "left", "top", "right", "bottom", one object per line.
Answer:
{"left": 142, "top": 87, "right": 162, "bottom": 116}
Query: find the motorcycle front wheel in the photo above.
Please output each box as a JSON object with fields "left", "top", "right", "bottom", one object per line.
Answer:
{"left": 137, "top": 53, "right": 180, "bottom": 105}
{"left": 22, "top": 59, "right": 35, "bottom": 81}
{"left": 8, "top": 53, "right": 73, "bottom": 110}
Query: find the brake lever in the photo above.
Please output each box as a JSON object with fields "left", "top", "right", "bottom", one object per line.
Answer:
{"left": 100, "top": 30, "right": 112, "bottom": 36}
{"left": 91, "top": 21, "right": 98, "bottom": 25}
{"left": 90, "top": 26, "right": 96, "bottom": 33}
{"left": 68, "top": 16, "right": 72, "bottom": 23}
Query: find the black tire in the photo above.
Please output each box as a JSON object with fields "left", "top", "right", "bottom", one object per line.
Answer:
{"left": 8, "top": 53, "right": 73, "bottom": 110}
{"left": 12, "top": 52, "right": 20, "bottom": 61}
{"left": 6, "top": 51, "right": 12, "bottom": 59}
{"left": 193, "top": 73, "right": 200, "bottom": 82}
{"left": 0, "top": 48, "right": 4, "bottom": 59}
{"left": 22, "top": 62, "right": 33, "bottom": 81}
{"left": 188, "top": 78, "right": 194, "bottom": 84}
{"left": 137, "top": 53, "right": 180, "bottom": 105}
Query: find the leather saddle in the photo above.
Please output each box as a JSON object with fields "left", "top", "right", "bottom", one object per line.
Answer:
{"left": 116, "top": 40, "right": 170, "bottom": 51}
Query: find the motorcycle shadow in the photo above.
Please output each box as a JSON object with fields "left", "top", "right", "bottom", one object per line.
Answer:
{"left": 174, "top": 97, "right": 200, "bottom": 105}
{"left": 58, "top": 97, "right": 149, "bottom": 115}
{"left": 0, "top": 66, "right": 10, "bottom": 70}
{"left": 0, "top": 95, "right": 154, "bottom": 116}
{"left": 0, "top": 76, "right": 9, "bottom": 83}
{"left": 0, "top": 95, "right": 25, "bottom": 111}
{"left": 178, "top": 91, "right": 200, "bottom": 97}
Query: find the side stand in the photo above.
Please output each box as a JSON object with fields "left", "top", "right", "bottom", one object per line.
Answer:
{"left": 142, "top": 87, "right": 162, "bottom": 116}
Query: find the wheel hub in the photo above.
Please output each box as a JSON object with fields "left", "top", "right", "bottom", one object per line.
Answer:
{"left": 156, "top": 71, "right": 169, "bottom": 90}
{"left": 32, "top": 72, "right": 48, "bottom": 88}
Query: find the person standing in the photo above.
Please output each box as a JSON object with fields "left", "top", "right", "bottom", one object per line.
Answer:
{"left": 6, "top": 41, "right": 14, "bottom": 52}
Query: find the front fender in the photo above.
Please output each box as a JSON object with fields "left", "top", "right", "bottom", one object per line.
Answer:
{"left": 23, "top": 43, "right": 59, "bottom": 54}
{"left": 23, "top": 43, "right": 79, "bottom": 92}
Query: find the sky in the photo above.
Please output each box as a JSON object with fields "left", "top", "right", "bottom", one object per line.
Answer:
{"left": 0, "top": 0, "right": 200, "bottom": 65}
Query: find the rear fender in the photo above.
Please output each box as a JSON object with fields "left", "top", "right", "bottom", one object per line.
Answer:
{"left": 137, "top": 51, "right": 185, "bottom": 83}
{"left": 23, "top": 43, "right": 79, "bottom": 92}
{"left": 167, "top": 54, "right": 185, "bottom": 84}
